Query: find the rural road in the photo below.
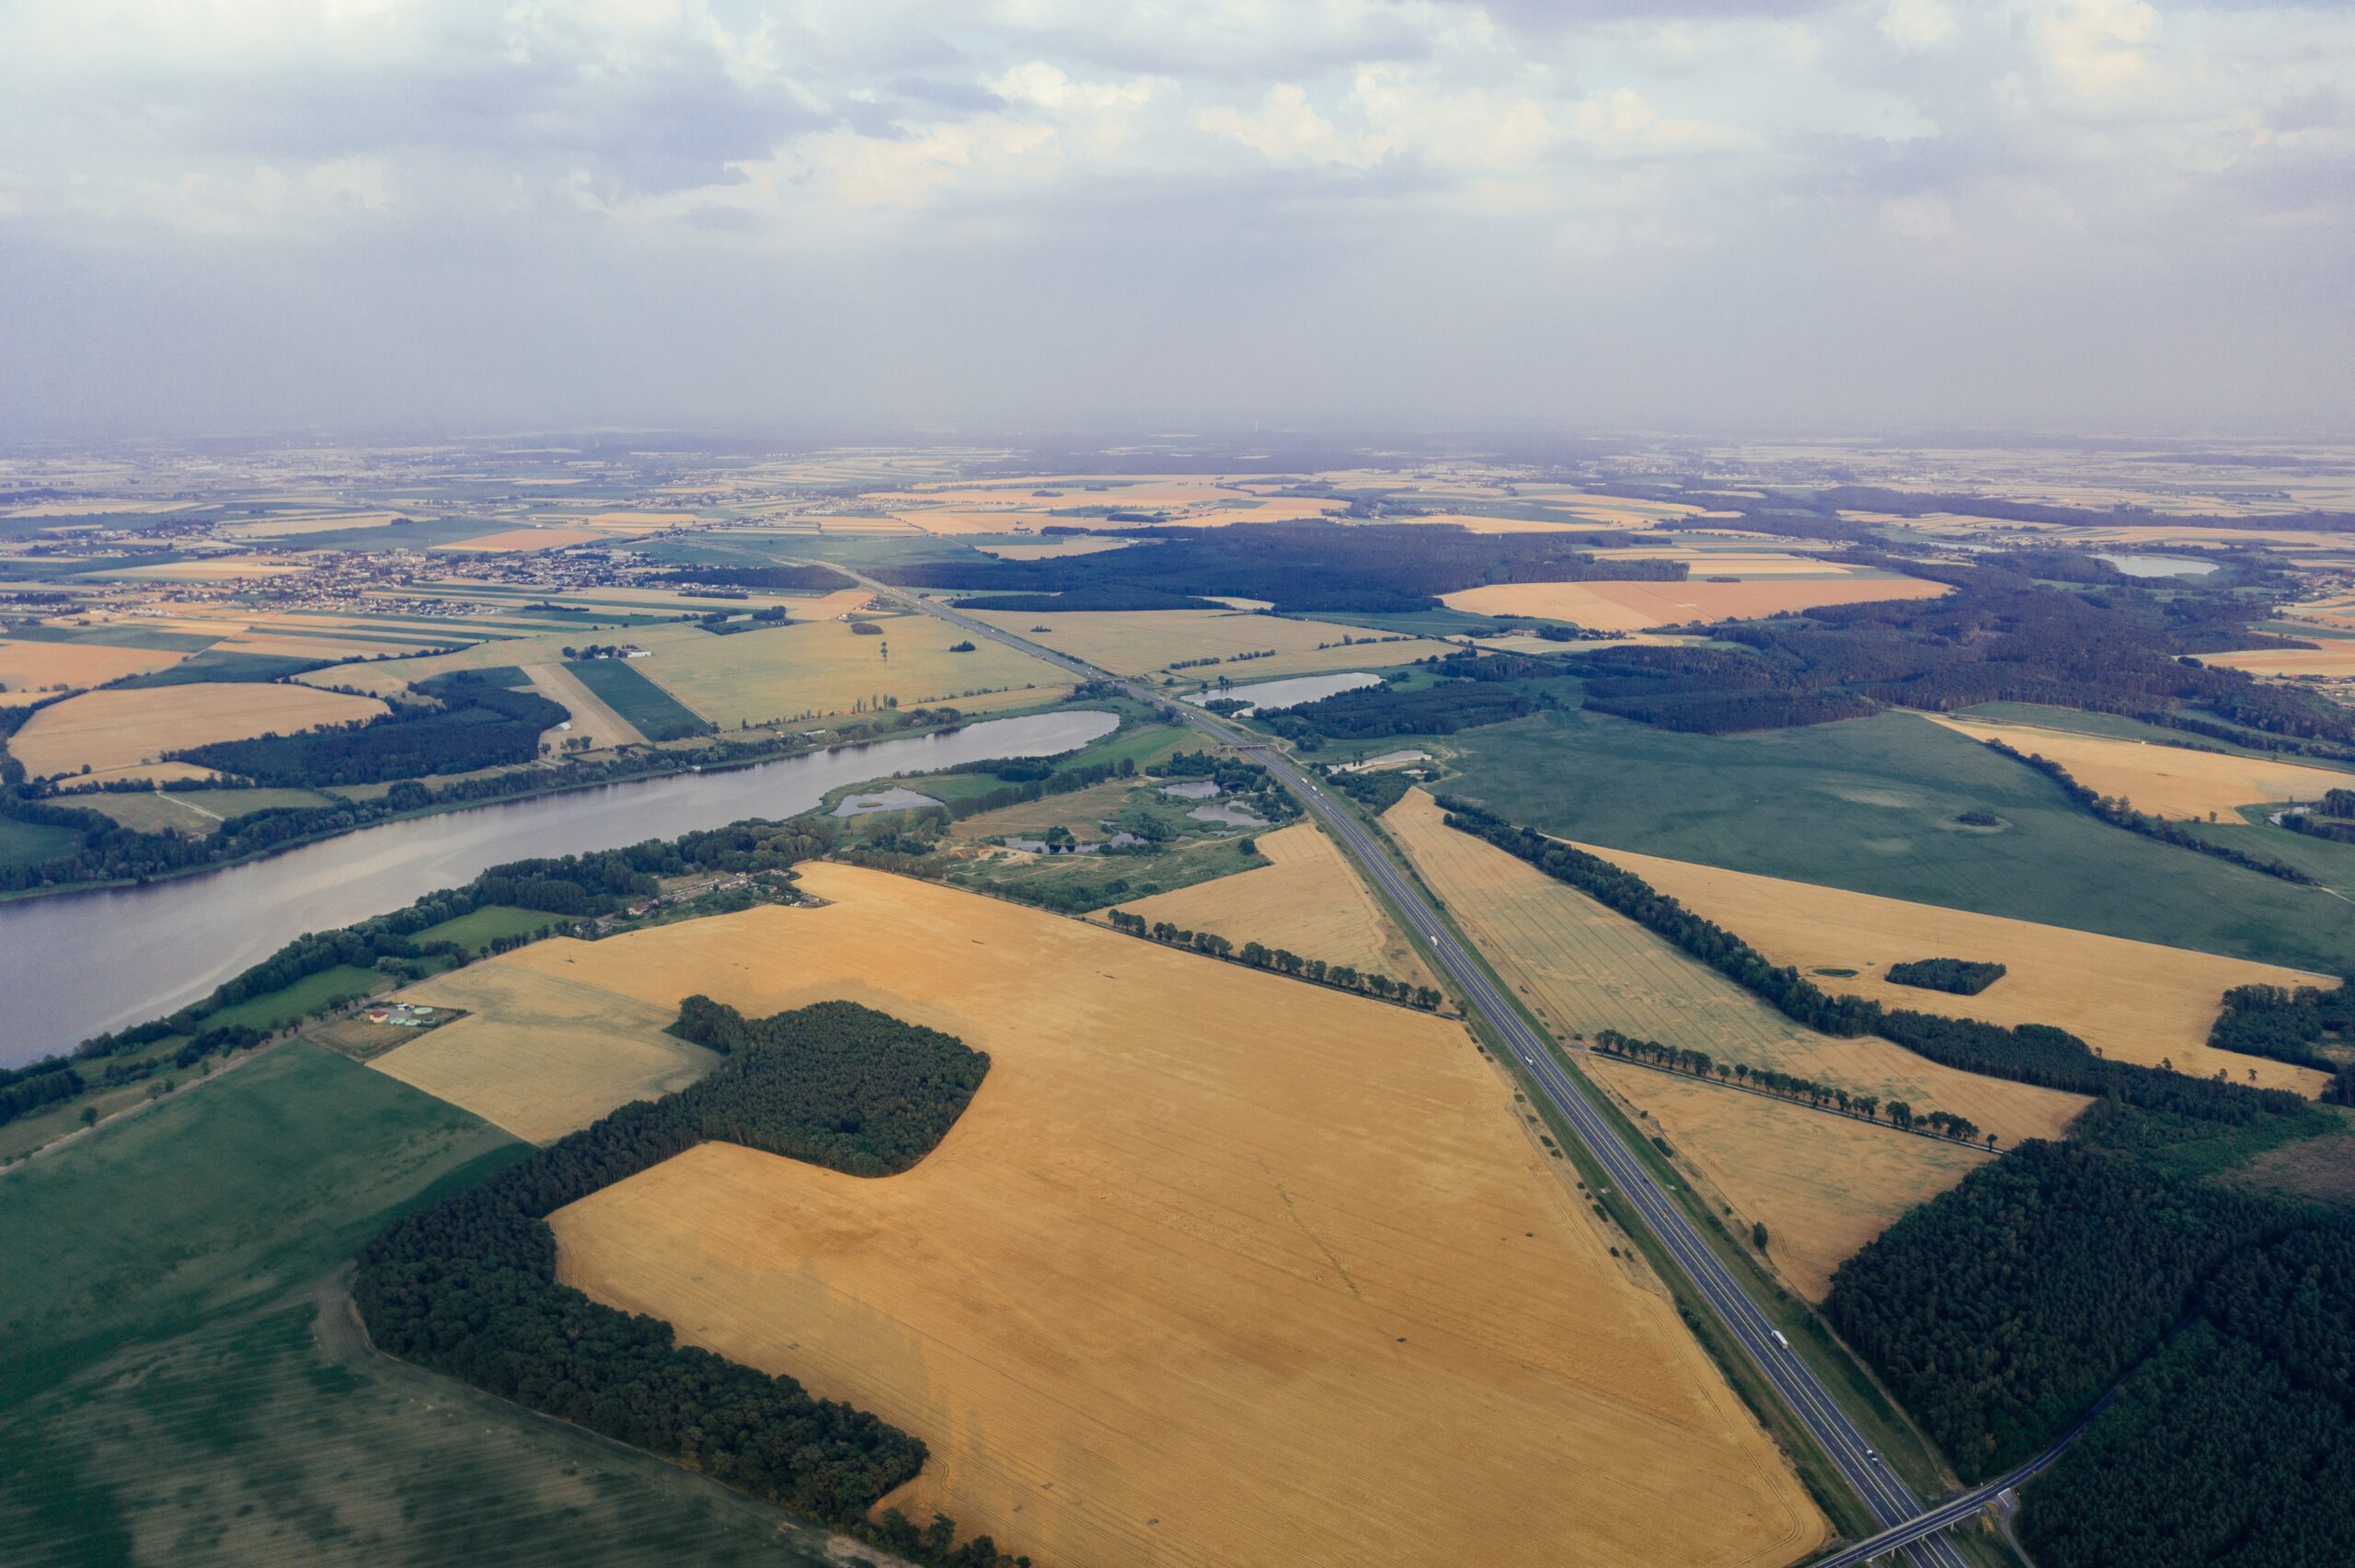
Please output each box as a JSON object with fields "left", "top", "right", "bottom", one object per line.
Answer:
{"left": 864, "top": 577, "right": 2020, "bottom": 1566}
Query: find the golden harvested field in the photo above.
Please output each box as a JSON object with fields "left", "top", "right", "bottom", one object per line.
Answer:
{"left": 1580, "top": 839, "right": 2335, "bottom": 1096}
{"left": 106, "top": 558, "right": 308, "bottom": 580}
{"left": 1097, "top": 821, "right": 1437, "bottom": 990}
{"left": 434, "top": 526, "right": 610, "bottom": 553}
{"left": 0, "top": 636, "right": 190, "bottom": 693}
{"left": 370, "top": 960, "right": 719, "bottom": 1143}
{"left": 7, "top": 681, "right": 387, "bottom": 778}
{"left": 219, "top": 509, "right": 410, "bottom": 538}
{"left": 1587, "top": 1059, "right": 1989, "bottom": 1299}
{"left": 543, "top": 865, "right": 1823, "bottom": 1568}
{"left": 962, "top": 607, "right": 1443, "bottom": 678}
{"left": 1442, "top": 575, "right": 1950, "bottom": 632}
{"left": 1383, "top": 790, "right": 2087, "bottom": 1147}
{"left": 638, "top": 616, "right": 1066, "bottom": 726}
{"left": 2209, "top": 644, "right": 2355, "bottom": 681}
{"left": 1925, "top": 715, "right": 2355, "bottom": 818}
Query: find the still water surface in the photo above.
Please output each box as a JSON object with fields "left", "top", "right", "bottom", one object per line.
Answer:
{"left": 0, "top": 710, "right": 1115, "bottom": 1065}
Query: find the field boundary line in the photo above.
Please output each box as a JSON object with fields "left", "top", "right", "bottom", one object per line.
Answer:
{"left": 1580, "top": 1047, "right": 2004, "bottom": 1155}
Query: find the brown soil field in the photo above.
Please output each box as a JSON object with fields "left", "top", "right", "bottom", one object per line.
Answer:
{"left": 1097, "top": 820, "right": 1437, "bottom": 990}
{"left": 1588, "top": 1059, "right": 1989, "bottom": 1299}
{"left": 0, "top": 636, "right": 190, "bottom": 693}
{"left": 962, "top": 607, "right": 1443, "bottom": 679}
{"left": 541, "top": 864, "right": 1823, "bottom": 1568}
{"left": 1576, "top": 838, "right": 2335, "bottom": 1096}
{"left": 1925, "top": 715, "right": 2355, "bottom": 818}
{"left": 1441, "top": 576, "right": 1950, "bottom": 632}
{"left": 370, "top": 961, "right": 719, "bottom": 1143}
{"left": 1383, "top": 790, "right": 2087, "bottom": 1147}
{"left": 433, "top": 526, "right": 610, "bottom": 553}
{"left": 7, "top": 682, "right": 387, "bottom": 778}
{"left": 2209, "top": 645, "right": 2355, "bottom": 681}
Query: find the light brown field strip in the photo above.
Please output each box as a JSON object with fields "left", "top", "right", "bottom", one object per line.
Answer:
{"left": 1383, "top": 789, "right": 2087, "bottom": 1148}
{"left": 1570, "top": 837, "right": 2335, "bottom": 1097}
{"left": 543, "top": 865, "right": 1823, "bottom": 1568}
{"left": 7, "top": 682, "right": 387, "bottom": 778}
{"left": 1587, "top": 1059, "right": 1988, "bottom": 1300}
{"left": 1097, "top": 820, "right": 1437, "bottom": 991}
{"left": 1441, "top": 576, "right": 1950, "bottom": 632}
{"left": 1925, "top": 715, "right": 2355, "bottom": 818}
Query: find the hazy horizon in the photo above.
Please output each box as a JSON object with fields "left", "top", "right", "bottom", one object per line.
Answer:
{"left": 4, "top": 1, "right": 2349, "bottom": 441}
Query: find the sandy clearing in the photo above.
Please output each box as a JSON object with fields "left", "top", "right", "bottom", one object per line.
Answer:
{"left": 1442, "top": 576, "right": 1951, "bottom": 632}
{"left": 1383, "top": 790, "right": 2087, "bottom": 1147}
{"left": 8, "top": 682, "right": 388, "bottom": 778}
{"left": 0, "top": 637, "right": 190, "bottom": 694}
{"left": 371, "top": 962, "right": 718, "bottom": 1143}
{"left": 1098, "top": 820, "right": 1438, "bottom": 990}
{"left": 1588, "top": 1059, "right": 1989, "bottom": 1299}
{"left": 961, "top": 607, "right": 1442, "bottom": 678}
{"left": 518, "top": 660, "right": 646, "bottom": 750}
{"left": 1577, "top": 838, "right": 2335, "bottom": 1096}
{"left": 1925, "top": 715, "right": 2355, "bottom": 819}
{"left": 543, "top": 866, "right": 1823, "bottom": 1568}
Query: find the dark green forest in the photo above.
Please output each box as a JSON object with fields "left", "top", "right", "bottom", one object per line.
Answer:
{"left": 174, "top": 670, "right": 567, "bottom": 785}
{"left": 1884, "top": 958, "right": 2007, "bottom": 996}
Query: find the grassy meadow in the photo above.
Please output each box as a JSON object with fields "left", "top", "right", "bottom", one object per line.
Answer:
{"left": 1442, "top": 706, "right": 2355, "bottom": 975}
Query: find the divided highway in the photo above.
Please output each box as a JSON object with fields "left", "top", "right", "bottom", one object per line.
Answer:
{"left": 863, "top": 578, "right": 1993, "bottom": 1567}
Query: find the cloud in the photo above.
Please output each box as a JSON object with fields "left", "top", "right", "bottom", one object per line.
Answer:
{"left": 0, "top": 0, "right": 2345, "bottom": 437}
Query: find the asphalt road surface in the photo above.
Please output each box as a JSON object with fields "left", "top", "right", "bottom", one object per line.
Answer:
{"left": 867, "top": 578, "right": 2009, "bottom": 1567}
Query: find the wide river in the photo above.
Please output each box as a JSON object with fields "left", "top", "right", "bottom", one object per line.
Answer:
{"left": 0, "top": 709, "right": 1116, "bottom": 1066}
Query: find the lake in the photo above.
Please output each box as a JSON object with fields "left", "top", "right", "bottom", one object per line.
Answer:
{"left": 2095, "top": 553, "right": 2220, "bottom": 578}
{"left": 1183, "top": 670, "right": 1379, "bottom": 714}
{"left": 0, "top": 709, "right": 1116, "bottom": 1065}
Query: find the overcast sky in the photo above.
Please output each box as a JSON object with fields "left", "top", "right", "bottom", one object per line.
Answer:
{"left": 1, "top": 0, "right": 2348, "bottom": 441}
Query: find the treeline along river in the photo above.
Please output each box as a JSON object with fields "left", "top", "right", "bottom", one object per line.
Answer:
{"left": 0, "top": 710, "right": 1116, "bottom": 1065}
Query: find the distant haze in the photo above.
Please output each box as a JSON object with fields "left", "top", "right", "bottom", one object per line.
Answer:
{"left": 2, "top": 1, "right": 2349, "bottom": 439}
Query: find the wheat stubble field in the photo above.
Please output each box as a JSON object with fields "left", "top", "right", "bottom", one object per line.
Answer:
{"left": 1587, "top": 838, "right": 2334, "bottom": 1096}
{"left": 540, "top": 863, "right": 1823, "bottom": 1568}
{"left": 1925, "top": 714, "right": 2355, "bottom": 819}
{"left": 1096, "top": 820, "right": 1437, "bottom": 989}
{"left": 6, "top": 681, "right": 388, "bottom": 778}
{"left": 1383, "top": 789, "right": 2087, "bottom": 1149}
{"left": 1587, "top": 1058, "right": 1989, "bottom": 1299}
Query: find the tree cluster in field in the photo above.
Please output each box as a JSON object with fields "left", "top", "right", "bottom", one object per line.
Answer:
{"left": 561, "top": 643, "right": 640, "bottom": 659}
{"left": 1434, "top": 797, "right": 2306, "bottom": 1124}
{"left": 1590, "top": 1028, "right": 1987, "bottom": 1145}
{"left": 875, "top": 519, "right": 1683, "bottom": 614}
{"left": 1545, "top": 555, "right": 2355, "bottom": 744}
{"left": 1325, "top": 766, "right": 1416, "bottom": 811}
{"left": 172, "top": 670, "right": 568, "bottom": 787}
{"left": 652, "top": 564, "right": 856, "bottom": 593}
{"left": 1884, "top": 957, "right": 2008, "bottom": 996}
{"left": 1982, "top": 738, "right": 2313, "bottom": 883}
{"left": 2280, "top": 785, "right": 2355, "bottom": 844}
{"left": 937, "top": 755, "right": 1137, "bottom": 820}
{"left": 2018, "top": 1219, "right": 2355, "bottom": 1568}
{"left": 356, "top": 998, "right": 1026, "bottom": 1568}
{"left": 1100, "top": 907, "right": 1442, "bottom": 1008}
{"left": 2209, "top": 979, "right": 2354, "bottom": 1073}
{"left": 697, "top": 606, "right": 791, "bottom": 635}
{"left": 1824, "top": 1139, "right": 2289, "bottom": 1482}
{"left": 1257, "top": 654, "right": 1561, "bottom": 744}
{"left": 1154, "top": 749, "right": 1299, "bottom": 822}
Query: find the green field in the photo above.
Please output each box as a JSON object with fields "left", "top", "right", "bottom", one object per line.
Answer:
{"left": 79, "top": 787, "right": 336, "bottom": 836}
{"left": 0, "top": 1045, "right": 855, "bottom": 1567}
{"left": 1442, "top": 706, "right": 2355, "bottom": 974}
{"left": 199, "top": 966, "right": 385, "bottom": 1033}
{"left": 0, "top": 1045, "right": 521, "bottom": 1405}
{"left": 6, "top": 624, "right": 219, "bottom": 651}
{"left": 410, "top": 904, "right": 557, "bottom": 952}
{"left": 118, "top": 650, "right": 328, "bottom": 687}
{"left": 566, "top": 656, "right": 713, "bottom": 739}
{"left": 0, "top": 816, "right": 82, "bottom": 870}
